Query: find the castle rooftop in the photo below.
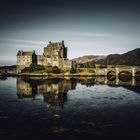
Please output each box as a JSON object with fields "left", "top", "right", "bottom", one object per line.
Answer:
{"left": 17, "top": 51, "right": 34, "bottom": 56}
{"left": 47, "top": 41, "right": 65, "bottom": 47}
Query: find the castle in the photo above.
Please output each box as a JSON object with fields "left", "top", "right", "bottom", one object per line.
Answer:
{"left": 17, "top": 41, "right": 74, "bottom": 71}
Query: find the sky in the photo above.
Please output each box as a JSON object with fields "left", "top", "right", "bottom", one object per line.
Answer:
{"left": 0, "top": 0, "right": 140, "bottom": 65}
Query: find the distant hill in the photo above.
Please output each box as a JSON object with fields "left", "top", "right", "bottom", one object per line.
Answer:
{"left": 100, "top": 48, "right": 140, "bottom": 66}
{"left": 0, "top": 65, "right": 17, "bottom": 69}
{"left": 72, "top": 55, "right": 106, "bottom": 64}
{"left": 72, "top": 48, "right": 140, "bottom": 66}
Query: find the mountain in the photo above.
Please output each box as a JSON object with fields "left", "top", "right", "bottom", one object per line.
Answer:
{"left": 72, "top": 48, "right": 140, "bottom": 66}
{"left": 72, "top": 55, "right": 106, "bottom": 64}
{"left": 101, "top": 48, "right": 140, "bottom": 66}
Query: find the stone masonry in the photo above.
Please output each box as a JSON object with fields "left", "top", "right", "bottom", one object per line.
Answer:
{"left": 17, "top": 41, "right": 74, "bottom": 71}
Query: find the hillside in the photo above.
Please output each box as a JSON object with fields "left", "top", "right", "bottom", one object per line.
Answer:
{"left": 72, "top": 48, "right": 140, "bottom": 66}
{"left": 72, "top": 55, "right": 106, "bottom": 64}
{"left": 101, "top": 48, "right": 140, "bottom": 66}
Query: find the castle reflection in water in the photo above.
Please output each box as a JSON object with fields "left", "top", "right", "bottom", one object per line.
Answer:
{"left": 17, "top": 77, "right": 77, "bottom": 108}
{"left": 17, "top": 76, "right": 140, "bottom": 108}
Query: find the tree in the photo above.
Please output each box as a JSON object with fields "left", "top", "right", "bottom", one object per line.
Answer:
{"left": 51, "top": 66, "right": 61, "bottom": 74}
{"left": 70, "top": 67, "right": 77, "bottom": 74}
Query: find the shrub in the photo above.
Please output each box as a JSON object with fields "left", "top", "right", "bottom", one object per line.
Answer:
{"left": 22, "top": 64, "right": 45, "bottom": 72}
{"left": 51, "top": 66, "right": 61, "bottom": 74}
{"left": 99, "top": 65, "right": 107, "bottom": 68}
{"left": 22, "top": 65, "right": 61, "bottom": 74}
{"left": 70, "top": 67, "right": 77, "bottom": 74}
{"left": 83, "top": 62, "right": 95, "bottom": 68}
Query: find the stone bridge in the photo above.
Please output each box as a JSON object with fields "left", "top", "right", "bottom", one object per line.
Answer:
{"left": 78, "top": 66, "right": 140, "bottom": 77}
{"left": 94, "top": 66, "right": 140, "bottom": 77}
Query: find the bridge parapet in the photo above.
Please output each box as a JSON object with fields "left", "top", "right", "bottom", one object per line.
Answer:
{"left": 77, "top": 66, "right": 140, "bottom": 76}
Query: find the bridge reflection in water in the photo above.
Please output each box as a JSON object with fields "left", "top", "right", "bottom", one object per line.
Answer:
{"left": 16, "top": 76, "right": 140, "bottom": 108}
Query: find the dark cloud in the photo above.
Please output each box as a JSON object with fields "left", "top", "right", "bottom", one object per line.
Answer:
{"left": 0, "top": 0, "right": 139, "bottom": 31}
{"left": 0, "top": 0, "right": 140, "bottom": 65}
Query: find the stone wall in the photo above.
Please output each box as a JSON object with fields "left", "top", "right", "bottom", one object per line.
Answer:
{"left": 17, "top": 55, "right": 32, "bottom": 68}
{"left": 62, "top": 59, "right": 72, "bottom": 69}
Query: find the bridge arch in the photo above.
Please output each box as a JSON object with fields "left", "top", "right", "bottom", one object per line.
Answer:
{"left": 118, "top": 71, "right": 132, "bottom": 82}
{"left": 107, "top": 71, "right": 116, "bottom": 76}
{"left": 107, "top": 75, "right": 116, "bottom": 81}
{"left": 135, "top": 71, "right": 140, "bottom": 82}
{"left": 107, "top": 71, "right": 116, "bottom": 81}
{"left": 135, "top": 71, "right": 140, "bottom": 77}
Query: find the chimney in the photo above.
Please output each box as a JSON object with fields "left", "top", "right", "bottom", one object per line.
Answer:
{"left": 62, "top": 40, "right": 64, "bottom": 45}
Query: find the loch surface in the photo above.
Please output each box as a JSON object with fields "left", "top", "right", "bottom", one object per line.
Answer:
{"left": 0, "top": 77, "right": 140, "bottom": 139}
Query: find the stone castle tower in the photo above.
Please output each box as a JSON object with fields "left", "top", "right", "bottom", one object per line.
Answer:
{"left": 17, "top": 50, "right": 37, "bottom": 70}
{"left": 17, "top": 41, "right": 74, "bottom": 70}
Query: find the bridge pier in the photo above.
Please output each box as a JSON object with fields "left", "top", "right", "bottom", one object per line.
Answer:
{"left": 104, "top": 76, "right": 108, "bottom": 84}
{"left": 132, "top": 67, "right": 135, "bottom": 77}
{"left": 115, "top": 68, "right": 119, "bottom": 76}
{"left": 132, "top": 77, "right": 135, "bottom": 86}
{"left": 116, "top": 76, "right": 119, "bottom": 85}
{"left": 104, "top": 68, "right": 108, "bottom": 76}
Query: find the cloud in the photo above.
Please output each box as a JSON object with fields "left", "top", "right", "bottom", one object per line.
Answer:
{"left": 0, "top": 38, "right": 46, "bottom": 46}
{"left": 50, "top": 30, "right": 118, "bottom": 38}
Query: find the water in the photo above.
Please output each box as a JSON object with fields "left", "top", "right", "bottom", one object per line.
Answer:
{"left": 0, "top": 77, "right": 140, "bottom": 139}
